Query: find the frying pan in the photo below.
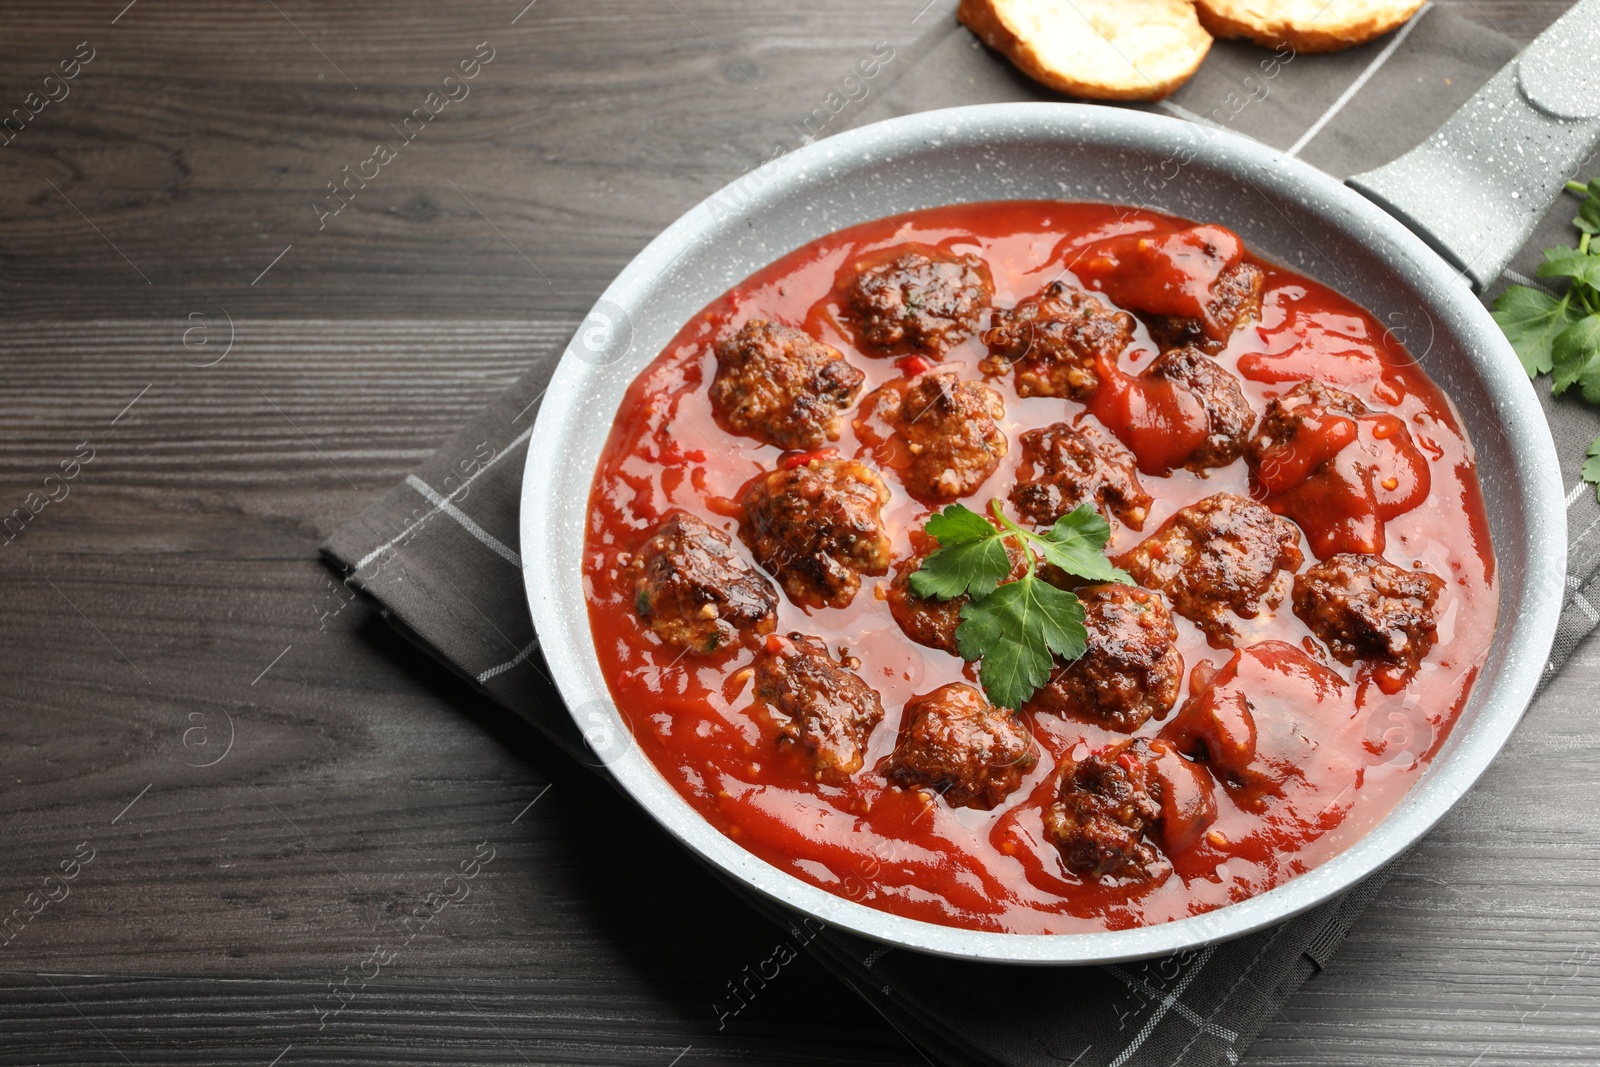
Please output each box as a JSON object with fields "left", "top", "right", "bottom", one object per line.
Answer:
{"left": 520, "top": 3, "right": 1597, "bottom": 963}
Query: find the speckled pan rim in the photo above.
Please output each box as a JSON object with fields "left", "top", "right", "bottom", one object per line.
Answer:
{"left": 521, "top": 103, "right": 1565, "bottom": 965}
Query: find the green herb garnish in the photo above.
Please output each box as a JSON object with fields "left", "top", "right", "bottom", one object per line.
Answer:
{"left": 909, "top": 500, "right": 1131, "bottom": 710}
{"left": 1492, "top": 177, "right": 1600, "bottom": 500}
{"left": 1491, "top": 285, "right": 1569, "bottom": 377}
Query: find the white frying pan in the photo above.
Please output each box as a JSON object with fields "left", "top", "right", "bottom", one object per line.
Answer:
{"left": 519, "top": 4, "right": 1597, "bottom": 963}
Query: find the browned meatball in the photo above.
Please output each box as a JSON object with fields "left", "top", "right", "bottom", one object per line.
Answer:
{"left": 886, "top": 535, "right": 1025, "bottom": 655}
{"left": 1293, "top": 554, "right": 1445, "bottom": 682}
{"left": 755, "top": 634, "right": 885, "bottom": 784}
{"left": 865, "top": 372, "right": 1008, "bottom": 502}
{"left": 626, "top": 511, "right": 778, "bottom": 654}
{"left": 843, "top": 245, "right": 994, "bottom": 355}
{"left": 1117, "top": 493, "right": 1304, "bottom": 647}
{"left": 739, "top": 457, "right": 892, "bottom": 610}
{"left": 1248, "top": 381, "right": 1366, "bottom": 464}
{"left": 1043, "top": 738, "right": 1217, "bottom": 880}
{"left": 1244, "top": 380, "right": 1432, "bottom": 560}
{"left": 1010, "top": 421, "right": 1151, "bottom": 530}
{"left": 980, "top": 282, "right": 1135, "bottom": 399}
{"left": 1026, "top": 585, "right": 1182, "bottom": 732}
{"left": 880, "top": 683, "right": 1038, "bottom": 810}
{"left": 1044, "top": 741, "right": 1161, "bottom": 880}
{"left": 709, "top": 320, "right": 866, "bottom": 450}
{"left": 886, "top": 547, "right": 964, "bottom": 656}
{"left": 1145, "top": 740, "right": 1220, "bottom": 856}
{"left": 1145, "top": 262, "right": 1265, "bottom": 354}
{"left": 1158, "top": 640, "right": 1348, "bottom": 813}
{"left": 1144, "top": 346, "right": 1254, "bottom": 473}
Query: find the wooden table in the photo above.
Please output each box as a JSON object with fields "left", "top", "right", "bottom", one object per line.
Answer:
{"left": 1, "top": 2, "right": 1594, "bottom": 1064}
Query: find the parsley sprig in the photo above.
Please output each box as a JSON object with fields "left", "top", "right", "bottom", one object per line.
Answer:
{"left": 909, "top": 500, "right": 1132, "bottom": 710}
{"left": 1491, "top": 178, "right": 1600, "bottom": 500}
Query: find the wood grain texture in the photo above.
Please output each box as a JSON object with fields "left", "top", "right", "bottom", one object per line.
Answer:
{"left": 0, "top": 0, "right": 946, "bottom": 320}
{"left": 0, "top": 2, "right": 1591, "bottom": 1066}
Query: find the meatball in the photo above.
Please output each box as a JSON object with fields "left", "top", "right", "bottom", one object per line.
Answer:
{"left": 865, "top": 372, "right": 1008, "bottom": 502}
{"left": 1042, "top": 738, "right": 1216, "bottom": 880}
{"left": 887, "top": 535, "right": 1024, "bottom": 655}
{"left": 1117, "top": 493, "right": 1304, "bottom": 647}
{"left": 980, "top": 282, "right": 1135, "bottom": 399}
{"left": 1247, "top": 380, "right": 1369, "bottom": 491}
{"left": 1009, "top": 421, "right": 1151, "bottom": 530}
{"left": 739, "top": 457, "right": 892, "bottom": 610}
{"left": 1026, "top": 585, "right": 1182, "bottom": 732}
{"left": 1159, "top": 641, "right": 1349, "bottom": 813}
{"left": 1043, "top": 741, "right": 1161, "bottom": 880}
{"left": 886, "top": 547, "right": 965, "bottom": 655}
{"left": 1144, "top": 346, "right": 1254, "bottom": 473}
{"left": 1246, "top": 380, "right": 1431, "bottom": 559}
{"left": 754, "top": 634, "right": 885, "bottom": 784}
{"left": 1073, "top": 224, "right": 1264, "bottom": 352}
{"left": 1145, "top": 740, "right": 1221, "bottom": 856}
{"left": 1293, "top": 553, "right": 1445, "bottom": 685}
{"left": 709, "top": 320, "right": 866, "bottom": 450}
{"left": 880, "top": 683, "right": 1038, "bottom": 810}
{"left": 843, "top": 245, "right": 994, "bottom": 355}
{"left": 627, "top": 511, "right": 778, "bottom": 654}
{"left": 1145, "top": 262, "right": 1265, "bottom": 353}
{"left": 1248, "top": 379, "right": 1363, "bottom": 438}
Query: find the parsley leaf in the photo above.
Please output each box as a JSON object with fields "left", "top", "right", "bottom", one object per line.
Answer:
{"left": 909, "top": 501, "right": 1131, "bottom": 602}
{"left": 1585, "top": 436, "right": 1600, "bottom": 504}
{"left": 909, "top": 503, "right": 1012, "bottom": 600}
{"left": 924, "top": 501, "right": 998, "bottom": 545}
{"left": 1491, "top": 285, "right": 1573, "bottom": 377}
{"left": 955, "top": 578, "right": 1086, "bottom": 712}
{"left": 1537, "top": 246, "right": 1600, "bottom": 290}
{"left": 1037, "top": 505, "right": 1134, "bottom": 585}
{"left": 908, "top": 499, "right": 1129, "bottom": 709}
{"left": 1552, "top": 315, "right": 1600, "bottom": 402}
{"left": 1573, "top": 178, "right": 1600, "bottom": 234}
{"left": 1576, "top": 195, "right": 1600, "bottom": 236}
{"left": 1495, "top": 180, "right": 1600, "bottom": 504}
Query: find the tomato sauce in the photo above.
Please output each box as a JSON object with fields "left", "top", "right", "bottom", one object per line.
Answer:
{"left": 581, "top": 201, "right": 1497, "bottom": 934}
{"left": 1088, "top": 355, "right": 1213, "bottom": 476}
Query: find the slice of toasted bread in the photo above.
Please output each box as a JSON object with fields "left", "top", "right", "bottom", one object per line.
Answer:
{"left": 958, "top": 0, "right": 1213, "bottom": 102}
{"left": 1195, "top": 0, "right": 1426, "bottom": 53}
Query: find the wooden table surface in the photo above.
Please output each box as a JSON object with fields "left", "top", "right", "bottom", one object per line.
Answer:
{"left": 1, "top": 2, "right": 1595, "bottom": 1064}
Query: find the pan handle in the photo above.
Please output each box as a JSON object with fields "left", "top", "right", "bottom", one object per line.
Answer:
{"left": 1347, "top": 0, "right": 1600, "bottom": 291}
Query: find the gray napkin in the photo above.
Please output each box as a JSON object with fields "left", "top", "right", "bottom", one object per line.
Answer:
{"left": 322, "top": 7, "right": 1600, "bottom": 1065}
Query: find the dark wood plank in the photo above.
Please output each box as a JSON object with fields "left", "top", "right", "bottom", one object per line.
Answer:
{"left": 0, "top": 0, "right": 950, "bottom": 320}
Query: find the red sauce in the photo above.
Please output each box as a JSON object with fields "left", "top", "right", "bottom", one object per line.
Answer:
{"left": 1088, "top": 354, "right": 1212, "bottom": 476}
{"left": 1074, "top": 223, "right": 1244, "bottom": 341}
{"left": 582, "top": 201, "right": 1497, "bottom": 934}
{"left": 1254, "top": 401, "right": 1432, "bottom": 559}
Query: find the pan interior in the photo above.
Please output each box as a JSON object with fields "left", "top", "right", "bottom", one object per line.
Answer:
{"left": 521, "top": 104, "right": 1563, "bottom": 964}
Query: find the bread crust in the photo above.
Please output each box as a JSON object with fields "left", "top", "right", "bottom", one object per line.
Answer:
{"left": 1194, "top": 0, "right": 1426, "bottom": 53}
{"left": 958, "top": 0, "right": 1213, "bottom": 102}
